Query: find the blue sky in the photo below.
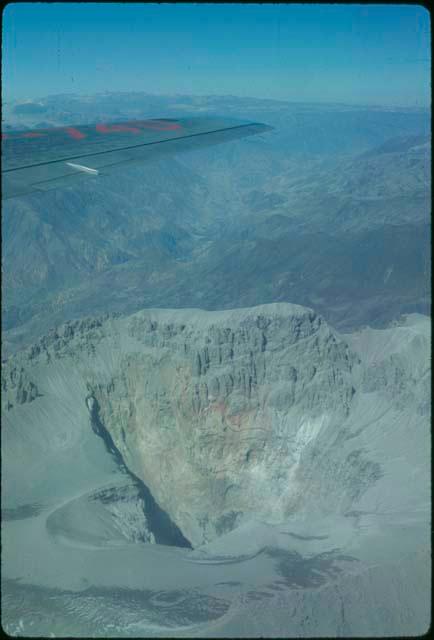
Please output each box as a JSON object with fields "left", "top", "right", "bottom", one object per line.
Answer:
{"left": 2, "top": 3, "right": 431, "bottom": 106}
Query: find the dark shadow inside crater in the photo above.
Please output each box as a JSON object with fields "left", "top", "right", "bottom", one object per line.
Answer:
{"left": 87, "top": 395, "right": 192, "bottom": 549}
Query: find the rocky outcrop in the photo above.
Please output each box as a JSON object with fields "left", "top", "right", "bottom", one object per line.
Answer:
{"left": 2, "top": 366, "right": 41, "bottom": 410}
{"left": 0, "top": 304, "right": 380, "bottom": 546}
{"left": 2, "top": 304, "right": 429, "bottom": 549}
{"left": 2, "top": 302, "right": 430, "bottom": 637}
{"left": 81, "top": 305, "right": 359, "bottom": 545}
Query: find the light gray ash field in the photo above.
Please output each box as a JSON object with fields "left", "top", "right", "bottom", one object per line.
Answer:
{"left": 1, "top": 93, "right": 431, "bottom": 636}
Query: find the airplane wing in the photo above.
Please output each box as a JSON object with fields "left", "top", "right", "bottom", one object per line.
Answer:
{"left": 1, "top": 117, "right": 273, "bottom": 200}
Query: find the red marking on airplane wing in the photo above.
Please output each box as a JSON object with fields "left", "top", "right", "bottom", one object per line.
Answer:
{"left": 64, "top": 127, "right": 87, "bottom": 139}
{"left": 2, "top": 119, "right": 183, "bottom": 143}
{"left": 3, "top": 131, "right": 47, "bottom": 140}
{"left": 96, "top": 123, "right": 141, "bottom": 134}
{"left": 95, "top": 121, "right": 182, "bottom": 133}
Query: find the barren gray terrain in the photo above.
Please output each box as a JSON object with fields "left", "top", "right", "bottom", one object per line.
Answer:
{"left": 1, "top": 93, "right": 431, "bottom": 636}
{"left": 1, "top": 304, "right": 431, "bottom": 636}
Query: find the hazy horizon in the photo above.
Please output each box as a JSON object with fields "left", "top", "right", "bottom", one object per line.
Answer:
{"left": 3, "top": 89, "right": 431, "bottom": 117}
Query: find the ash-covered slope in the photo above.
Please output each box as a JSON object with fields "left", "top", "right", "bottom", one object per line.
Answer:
{"left": 2, "top": 303, "right": 356, "bottom": 546}
{"left": 2, "top": 303, "right": 430, "bottom": 636}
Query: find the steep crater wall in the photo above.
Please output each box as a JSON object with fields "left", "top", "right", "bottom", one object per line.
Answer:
{"left": 2, "top": 304, "right": 428, "bottom": 549}
{"left": 83, "top": 305, "right": 362, "bottom": 546}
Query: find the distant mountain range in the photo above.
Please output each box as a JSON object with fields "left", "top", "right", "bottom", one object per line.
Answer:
{"left": 2, "top": 93, "right": 431, "bottom": 355}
